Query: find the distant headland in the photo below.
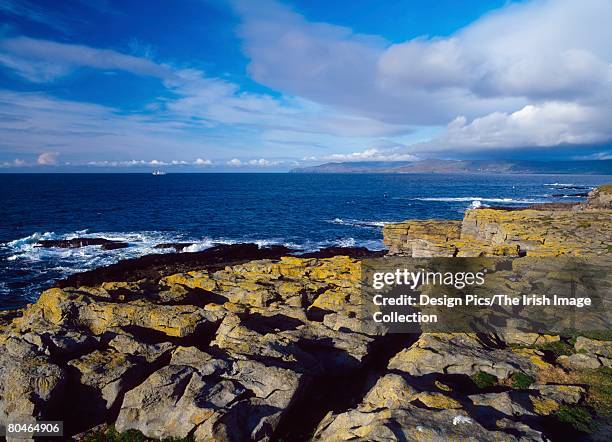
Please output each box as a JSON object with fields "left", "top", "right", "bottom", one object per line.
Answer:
{"left": 291, "top": 159, "right": 612, "bottom": 174}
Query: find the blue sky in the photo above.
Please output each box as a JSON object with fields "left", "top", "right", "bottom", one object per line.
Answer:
{"left": 0, "top": 0, "right": 611, "bottom": 171}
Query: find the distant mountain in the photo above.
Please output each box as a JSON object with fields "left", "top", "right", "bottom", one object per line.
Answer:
{"left": 290, "top": 159, "right": 612, "bottom": 174}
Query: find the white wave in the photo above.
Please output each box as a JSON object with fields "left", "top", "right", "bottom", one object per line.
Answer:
{"left": 48, "top": 266, "right": 89, "bottom": 273}
{"left": 415, "top": 197, "right": 546, "bottom": 204}
{"left": 66, "top": 229, "right": 89, "bottom": 238}
{"left": 544, "top": 182, "right": 575, "bottom": 187}
{"left": 5, "top": 231, "right": 56, "bottom": 249}
{"left": 2, "top": 230, "right": 184, "bottom": 265}
{"left": 1, "top": 229, "right": 388, "bottom": 298}
{"left": 335, "top": 237, "right": 356, "bottom": 248}
{"left": 544, "top": 183, "right": 594, "bottom": 190}
{"left": 468, "top": 200, "right": 490, "bottom": 209}
{"left": 327, "top": 218, "right": 390, "bottom": 228}
{"left": 182, "top": 238, "right": 237, "bottom": 253}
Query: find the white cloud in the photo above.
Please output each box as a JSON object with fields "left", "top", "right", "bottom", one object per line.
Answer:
{"left": 321, "top": 148, "right": 418, "bottom": 162}
{"left": 0, "top": 34, "right": 412, "bottom": 169}
{"left": 247, "top": 158, "right": 281, "bottom": 166}
{"left": 0, "top": 37, "right": 171, "bottom": 83}
{"left": 226, "top": 158, "right": 284, "bottom": 167}
{"left": 0, "top": 89, "right": 224, "bottom": 160}
{"left": 376, "top": 0, "right": 612, "bottom": 105}
{"left": 416, "top": 102, "right": 611, "bottom": 151}
{"left": 378, "top": 38, "right": 477, "bottom": 91}
{"left": 232, "top": 0, "right": 612, "bottom": 151}
{"left": 0, "top": 158, "right": 27, "bottom": 168}
{"left": 194, "top": 158, "right": 213, "bottom": 166}
{"left": 83, "top": 159, "right": 197, "bottom": 167}
{"left": 574, "top": 151, "right": 612, "bottom": 160}
{"left": 0, "top": 36, "right": 408, "bottom": 138}
{"left": 37, "top": 151, "right": 59, "bottom": 165}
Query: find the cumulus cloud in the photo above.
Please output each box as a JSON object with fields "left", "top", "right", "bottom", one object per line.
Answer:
{"left": 377, "top": 1, "right": 612, "bottom": 105}
{"left": 247, "top": 158, "right": 282, "bottom": 166}
{"left": 232, "top": 0, "right": 612, "bottom": 151}
{"left": 85, "top": 160, "right": 166, "bottom": 167}
{"left": 0, "top": 158, "right": 27, "bottom": 168}
{"left": 321, "top": 148, "right": 418, "bottom": 162}
{"left": 416, "top": 102, "right": 612, "bottom": 152}
{"left": 226, "top": 158, "right": 284, "bottom": 167}
{"left": 37, "top": 151, "right": 59, "bottom": 165}
{"left": 378, "top": 38, "right": 477, "bottom": 91}
{"left": 82, "top": 159, "right": 213, "bottom": 168}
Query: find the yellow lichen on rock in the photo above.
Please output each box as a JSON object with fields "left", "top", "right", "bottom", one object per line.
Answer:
{"left": 162, "top": 271, "right": 217, "bottom": 291}
{"left": 531, "top": 397, "right": 560, "bottom": 415}
{"left": 415, "top": 392, "right": 462, "bottom": 409}
{"left": 385, "top": 189, "right": 612, "bottom": 257}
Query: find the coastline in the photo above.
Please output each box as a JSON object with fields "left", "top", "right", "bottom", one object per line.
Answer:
{"left": 0, "top": 186, "right": 610, "bottom": 441}
{"left": 56, "top": 244, "right": 385, "bottom": 290}
{"left": 2, "top": 172, "right": 609, "bottom": 309}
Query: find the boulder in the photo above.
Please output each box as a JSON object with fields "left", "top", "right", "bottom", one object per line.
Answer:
{"left": 574, "top": 336, "right": 612, "bottom": 358}
{"left": 0, "top": 350, "right": 66, "bottom": 429}
{"left": 313, "top": 405, "right": 544, "bottom": 441}
{"left": 584, "top": 184, "right": 612, "bottom": 209}
{"left": 388, "top": 333, "right": 540, "bottom": 379}
{"left": 116, "top": 346, "right": 303, "bottom": 441}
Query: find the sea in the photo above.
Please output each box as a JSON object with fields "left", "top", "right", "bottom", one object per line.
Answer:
{"left": 1, "top": 173, "right": 610, "bottom": 309}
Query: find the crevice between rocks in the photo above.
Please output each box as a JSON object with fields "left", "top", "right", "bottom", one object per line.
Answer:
{"left": 271, "top": 332, "right": 420, "bottom": 441}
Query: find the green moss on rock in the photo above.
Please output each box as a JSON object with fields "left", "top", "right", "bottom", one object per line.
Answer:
{"left": 471, "top": 371, "right": 498, "bottom": 389}
{"left": 538, "top": 340, "right": 574, "bottom": 358}
{"left": 511, "top": 372, "right": 535, "bottom": 389}
{"left": 84, "top": 426, "right": 194, "bottom": 442}
{"left": 554, "top": 404, "right": 594, "bottom": 433}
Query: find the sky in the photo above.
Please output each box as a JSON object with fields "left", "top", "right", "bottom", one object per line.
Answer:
{"left": 0, "top": 0, "right": 611, "bottom": 172}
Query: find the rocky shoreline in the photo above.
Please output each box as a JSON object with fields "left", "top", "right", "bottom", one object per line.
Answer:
{"left": 0, "top": 186, "right": 610, "bottom": 441}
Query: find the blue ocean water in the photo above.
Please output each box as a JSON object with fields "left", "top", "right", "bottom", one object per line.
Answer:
{"left": 1, "top": 173, "right": 610, "bottom": 309}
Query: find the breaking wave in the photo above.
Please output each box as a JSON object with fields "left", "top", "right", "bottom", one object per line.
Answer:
{"left": 327, "top": 218, "right": 390, "bottom": 228}
{"left": 414, "top": 197, "right": 546, "bottom": 204}
{"left": 0, "top": 229, "right": 386, "bottom": 303}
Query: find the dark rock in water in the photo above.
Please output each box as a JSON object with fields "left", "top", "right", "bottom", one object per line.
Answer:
{"left": 549, "top": 185, "right": 591, "bottom": 190}
{"left": 100, "top": 242, "right": 130, "bottom": 250}
{"left": 37, "top": 238, "right": 129, "bottom": 250}
{"left": 58, "top": 243, "right": 292, "bottom": 288}
{"left": 551, "top": 192, "right": 589, "bottom": 198}
{"left": 298, "top": 246, "right": 385, "bottom": 259}
{"left": 154, "top": 243, "right": 194, "bottom": 252}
